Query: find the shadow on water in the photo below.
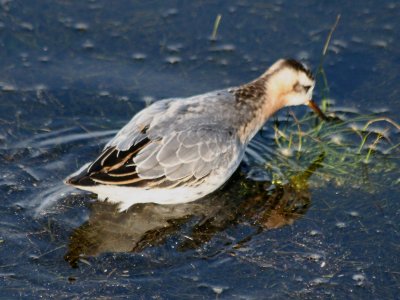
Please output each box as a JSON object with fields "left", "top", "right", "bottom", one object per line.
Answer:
{"left": 65, "top": 152, "right": 325, "bottom": 267}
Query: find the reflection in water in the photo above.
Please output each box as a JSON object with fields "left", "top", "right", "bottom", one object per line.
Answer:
{"left": 65, "top": 153, "right": 324, "bottom": 267}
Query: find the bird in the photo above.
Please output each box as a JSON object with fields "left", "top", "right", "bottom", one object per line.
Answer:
{"left": 65, "top": 58, "right": 326, "bottom": 211}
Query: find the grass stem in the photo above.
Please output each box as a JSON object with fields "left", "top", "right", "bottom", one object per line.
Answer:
{"left": 211, "top": 14, "right": 222, "bottom": 41}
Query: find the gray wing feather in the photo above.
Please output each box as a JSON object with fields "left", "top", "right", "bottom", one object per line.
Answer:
{"left": 133, "top": 143, "right": 160, "bottom": 170}
{"left": 131, "top": 126, "right": 239, "bottom": 183}
{"left": 178, "top": 131, "right": 198, "bottom": 147}
{"left": 103, "top": 91, "right": 241, "bottom": 185}
{"left": 148, "top": 127, "right": 238, "bottom": 182}
{"left": 176, "top": 144, "right": 198, "bottom": 163}
{"left": 156, "top": 135, "right": 180, "bottom": 167}
{"left": 165, "top": 163, "right": 194, "bottom": 181}
{"left": 137, "top": 164, "right": 165, "bottom": 179}
{"left": 193, "top": 158, "right": 214, "bottom": 179}
{"left": 199, "top": 143, "right": 214, "bottom": 162}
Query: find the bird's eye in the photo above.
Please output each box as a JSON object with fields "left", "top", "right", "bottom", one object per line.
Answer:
{"left": 293, "top": 83, "right": 302, "bottom": 92}
{"left": 303, "top": 85, "right": 312, "bottom": 93}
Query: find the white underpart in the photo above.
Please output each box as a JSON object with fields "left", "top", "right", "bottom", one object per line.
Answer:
{"left": 73, "top": 172, "right": 231, "bottom": 212}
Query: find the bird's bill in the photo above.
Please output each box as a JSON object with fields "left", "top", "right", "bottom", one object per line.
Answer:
{"left": 307, "top": 100, "right": 329, "bottom": 121}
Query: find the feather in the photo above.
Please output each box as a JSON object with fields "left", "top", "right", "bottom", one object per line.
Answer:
{"left": 177, "top": 144, "right": 199, "bottom": 163}
{"left": 156, "top": 135, "right": 180, "bottom": 167}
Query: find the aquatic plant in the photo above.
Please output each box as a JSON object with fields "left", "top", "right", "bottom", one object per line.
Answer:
{"left": 265, "top": 14, "right": 400, "bottom": 190}
{"left": 267, "top": 105, "right": 399, "bottom": 190}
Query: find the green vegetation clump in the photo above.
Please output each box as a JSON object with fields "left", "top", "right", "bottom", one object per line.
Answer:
{"left": 268, "top": 105, "right": 400, "bottom": 190}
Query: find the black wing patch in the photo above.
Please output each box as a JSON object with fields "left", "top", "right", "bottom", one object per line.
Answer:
{"left": 66, "top": 137, "right": 205, "bottom": 189}
{"left": 66, "top": 138, "right": 150, "bottom": 186}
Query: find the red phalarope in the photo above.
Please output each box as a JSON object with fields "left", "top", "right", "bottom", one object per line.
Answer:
{"left": 66, "top": 59, "right": 325, "bottom": 211}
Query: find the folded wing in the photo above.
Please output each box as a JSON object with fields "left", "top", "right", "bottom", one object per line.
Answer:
{"left": 67, "top": 97, "right": 240, "bottom": 189}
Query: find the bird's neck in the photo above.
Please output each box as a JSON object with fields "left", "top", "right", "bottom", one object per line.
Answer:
{"left": 234, "top": 75, "right": 285, "bottom": 143}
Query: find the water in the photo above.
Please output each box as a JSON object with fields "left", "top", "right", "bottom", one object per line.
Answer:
{"left": 1, "top": 0, "right": 399, "bottom": 298}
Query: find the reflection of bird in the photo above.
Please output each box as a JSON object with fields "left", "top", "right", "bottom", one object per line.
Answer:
{"left": 66, "top": 59, "right": 323, "bottom": 211}
{"left": 64, "top": 153, "right": 325, "bottom": 267}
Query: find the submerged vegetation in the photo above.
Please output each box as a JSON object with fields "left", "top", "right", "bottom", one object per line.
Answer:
{"left": 268, "top": 105, "right": 399, "bottom": 190}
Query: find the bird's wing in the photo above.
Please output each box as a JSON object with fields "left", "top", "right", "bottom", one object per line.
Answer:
{"left": 74, "top": 127, "right": 239, "bottom": 188}
{"left": 69, "top": 94, "right": 241, "bottom": 188}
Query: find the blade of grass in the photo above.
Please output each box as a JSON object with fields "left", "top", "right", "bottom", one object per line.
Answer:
{"left": 211, "top": 14, "right": 222, "bottom": 41}
{"left": 316, "top": 14, "right": 341, "bottom": 75}
{"left": 314, "top": 14, "right": 341, "bottom": 109}
{"left": 365, "top": 133, "right": 384, "bottom": 163}
{"left": 357, "top": 131, "right": 373, "bottom": 154}
{"left": 362, "top": 117, "right": 400, "bottom": 132}
{"left": 289, "top": 111, "right": 303, "bottom": 152}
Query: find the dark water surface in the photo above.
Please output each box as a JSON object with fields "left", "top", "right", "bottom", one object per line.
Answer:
{"left": 1, "top": 0, "right": 399, "bottom": 298}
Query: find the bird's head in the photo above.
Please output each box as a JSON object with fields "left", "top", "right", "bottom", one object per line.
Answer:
{"left": 265, "top": 59, "right": 315, "bottom": 106}
{"left": 264, "top": 58, "right": 327, "bottom": 119}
